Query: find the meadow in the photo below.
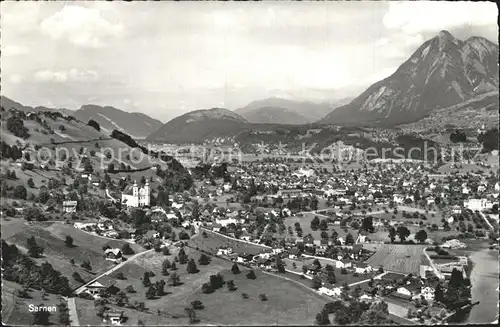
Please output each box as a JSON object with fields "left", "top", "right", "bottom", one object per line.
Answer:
{"left": 2, "top": 220, "right": 144, "bottom": 289}
{"left": 363, "top": 244, "right": 427, "bottom": 274}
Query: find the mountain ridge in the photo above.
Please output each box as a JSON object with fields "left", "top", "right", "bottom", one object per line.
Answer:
{"left": 319, "top": 31, "right": 499, "bottom": 126}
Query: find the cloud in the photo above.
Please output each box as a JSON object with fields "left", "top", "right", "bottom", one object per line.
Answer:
{"left": 40, "top": 5, "right": 124, "bottom": 48}
{"left": 34, "top": 69, "right": 99, "bottom": 83}
{"left": 9, "top": 74, "right": 24, "bottom": 84}
{"left": 383, "top": 2, "right": 497, "bottom": 34}
{"left": 2, "top": 45, "right": 30, "bottom": 56}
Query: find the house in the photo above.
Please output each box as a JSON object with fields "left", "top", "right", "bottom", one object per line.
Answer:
{"left": 277, "top": 189, "right": 302, "bottom": 198}
{"left": 236, "top": 253, "right": 254, "bottom": 263}
{"left": 272, "top": 247, "right": 284, "bottom": 254}
{"left": 217, "top": 246, "right": 233, "bottom": 256}
{"left": 121, "top": 181, "right": 150, "bottom": 208}
{"left": 355, "top": 262, "right": 373, "bottom": 274}
{"left": 395, "top": 282, "right": 421, "bottom": 300}
{"left": 464, "top": 198, "right": 492, "bottom": 211}
{"left": 318, "top": 286, "right": 340, "bottom": 297}
{"left": 212, "top": 223, "right": 222, "bottom": 232}
{"left": 418, "top": 286, "right": 435, "bottom": 301}
{"left": 104, "top": 248, "right": 122, "bottom": 262}
{"left": 63, "top": 200, "right": 78, "bottom": 213}
{"left": 79, "top": 276, "right": 118, "bottom": 298}
{"left": 336, "top": 261, "right": 352, "bottom": 269}
{"left": 102, "top": 310, "right": 125, "bottom": 325}
{"left": 239, "top": 231, "right": 252, "bottom": 241}
{"left": 451, "top": 205, "right": 462, "bottom": 214}
{"left": 356, "top": 234, "right": 367, "bottom": 244}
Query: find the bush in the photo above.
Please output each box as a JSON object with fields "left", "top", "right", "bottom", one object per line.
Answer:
{"left": 87, "top": 119, "right": 100, "bottom": 131}
{"left": 246, "top": 270, "right": 257, "bottom": 280}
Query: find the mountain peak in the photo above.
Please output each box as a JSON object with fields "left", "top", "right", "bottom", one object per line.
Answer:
{"left": 436, "top": 30, "right": 461, "bottom": 50}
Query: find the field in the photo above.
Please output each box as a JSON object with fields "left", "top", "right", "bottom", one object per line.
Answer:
{"left": 78, "top": 245, "right": 328, "bottom": 325}
{"left": 363, "top": 244, "right": 427, "bottom": 274}
{"left": 188, "top": 229, "right": 269, "bottom": 255}
{"left": 2, "top": 220, "right": 144, "bottom": 289}
{"left": 2, "top": 280, "right": 63, "bottom": 326}
{"left": 282, "top": 212, "right": 357, "bottom": 241}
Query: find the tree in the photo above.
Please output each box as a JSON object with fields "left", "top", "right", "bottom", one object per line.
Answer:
{"left": 415, "top": 230, "right": 428, "bottom": 243}
{"left": 345, "top": 233, "right": 355, "bottom": 245}
{"left": 259, "top": 293, "right": 268, "bottom": 301}
{"left": 162, "top": 259, "right": 171, "bottom": 276}
{"left": 32, "top": 304, "right": 51, "bottom": 325}
{"left": 155, "top": 280, "right": 166, "bottom": 296}
{"left": 191, "top": 300, "right": 204, "bottom": 310}
{"left": 121, "top": 243, "right": 135, "bottom": 255}
{"left": 227, "top": 280, "right": 237, "bottom": 291}
{"left": 57, "top": 302, "right": 71, "bottom": 325}
{"left": 178, "top": 248, "right": 188, "bottom": 264}
{"left": 64, "top": 235, "right": 74, "bottom": 247}
{"left": 81, "top": 260, "right": 92, "bottom": 271}
{"left": 327, "top": 270, "right": 337, "bottom": 284}
{"left": 185, "top": 307, "right": 198, "bottom": 324}
{"left": 14, "top": 185, "right": 27, "bottom": 199}
{"left": 396, "top": 226, "right": 410, "bottom": 242}
{"left": 143, "top": 272, "right": 151, "bottom": 287}
{"left": 316, "top": 307, "right": 331, "bottom": 325}
{"left": 186, "top": 259, "right": 199, "bottom": 274}
{"left": 231, "top": 263, "right": 241, "bottom": 274}
{"left": 388, "top": 227, "right": 397, "bottom": 243}
{"left": 198, "top": 253, "right": 211, "bottom": 265}
{"left": 311, "top": 276, "right": 322, "bottom": 290}
{"left": 246, "top": 270, "right": 257, "bottom": 280}
{"left": 27, "top": 178, "right": 35, "bottom": 188}
{"left": 72, "top": 271, "right": 84, "bottom": 283}
{"left": 145, "top": 286, "right": 156, "bottom": 299}
{"left": 202, "top": 282, "right": 213, "bottom": 294}
{"left": 276, "top": 257, "right": 286, "bottom": 273}
{"left": 362, "top": 216, "right": 374, "bottom": 233}
{"left": 27, "top": 236, "right": 44, "bottom": 258}
{"left": 169, "top": 272, "right": 180, "bottom": 286}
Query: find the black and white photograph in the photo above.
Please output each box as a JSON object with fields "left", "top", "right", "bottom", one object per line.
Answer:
{"left": 1, "top": 1, "right": 499, "bottom": 326}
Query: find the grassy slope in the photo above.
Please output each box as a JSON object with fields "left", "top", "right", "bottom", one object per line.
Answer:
{"left": 77, "top": 245, "right": 327, "bottom": 325}
{"left": 2, "top": 220, "right": 144, "bottom": 289}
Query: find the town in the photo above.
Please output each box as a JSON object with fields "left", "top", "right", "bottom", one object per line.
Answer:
{"left": 1, "top": 1, "right": 499, "bottom": 326}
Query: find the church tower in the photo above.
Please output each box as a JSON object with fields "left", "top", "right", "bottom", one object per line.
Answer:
{"left": 133, "top": 180, "right": 138, "bottom": 197}
{"left": 144, "top": 180, "right": 150, "bottom": 206}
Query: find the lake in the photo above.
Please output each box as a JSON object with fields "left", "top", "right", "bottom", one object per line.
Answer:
{"left": 466, "top": 248, "right": 499, "bottom": 324}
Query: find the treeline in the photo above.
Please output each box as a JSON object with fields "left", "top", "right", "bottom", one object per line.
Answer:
{"left": 0, "top": 140, "right": 23, "bottom": 160}
{"left": 1, "top": 240, "right": 72, "bottom": 296}
{"left": 478, "top": 128, "right": 499, "bottom": 152}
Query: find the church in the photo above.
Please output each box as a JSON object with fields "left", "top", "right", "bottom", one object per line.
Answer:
{"left": 121, "top": 180, "right": 150, "bottom": 207}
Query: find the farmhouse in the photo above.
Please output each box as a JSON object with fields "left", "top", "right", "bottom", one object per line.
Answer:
{"left": 104, "top": 248, "right": 122, "bottom": 262}
{"left": 217, "top": 246, "right": 233, "bottom": 256}
{"left": 318, "top": 286, "right": 341, "bottom": 297}
{"left": 102, "top": 310, "right": 125, "bottom": 325}
{"left": 80, "top": 276, "right": 118, "bottom": 298}
{"left": 121, "top": 180, "right": 150, "bottom": 208}
{"left": 63, "top": 200, "right": 78, "bottom": 213}
{"left": 355, "top": 262, "right": 373, "bottom": 274}
{"left": 463, "top": 198, "right": 492, "bottom": 211}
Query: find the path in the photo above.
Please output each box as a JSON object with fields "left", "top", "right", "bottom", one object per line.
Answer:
{"left": 66, "top": 297, "right": 80, "bottom": 326}
{"left": 422, "top": 247, "right": 445, "bottom": 280}
{"left": 348, "top": 271, "right": 389, "bottom": 287}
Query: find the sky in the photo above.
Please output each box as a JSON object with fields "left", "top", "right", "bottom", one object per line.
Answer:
{"left": 1, "top": 1, "right": 497, "bottom": 122}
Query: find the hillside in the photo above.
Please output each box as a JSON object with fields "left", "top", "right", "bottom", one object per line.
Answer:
{"left": 1, "top": 95, "right": 74, "bottom": 117}
{"left": 146, "top": 108, "right": 251, "bottom": 143}
{"left": 320, "top": 31, "right": 499, "bottom": 126}
{"left": 1, "top": 96, "right": 163, "bottom": 139}
{"left": 74, "top": 104, "right": 163, "bottom": 139}
{"left": 236, "top": 97, "right": 338, "bottom": 123}
{"left": 241, "top": 106, "right": 310, "bottom": 124}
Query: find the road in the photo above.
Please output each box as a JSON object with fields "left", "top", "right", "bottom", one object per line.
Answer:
{"left": 75, "top": 248, "right": 154, "bottom": 294}
{"left": 66, "top": 297, "right": 80, "bottom": 326}
{"left": 422, "top": 246, "right": 445, "bottom": 280}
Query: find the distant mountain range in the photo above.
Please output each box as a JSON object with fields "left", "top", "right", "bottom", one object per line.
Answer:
{"left": 146, "top": 108, "right": 251, "bottom": 143}
{"left": 235, "top": 97, "right": 352, "bottom": 124}
{"left": 0, "top": 96, "right": 163, "bottom": 138}
{"left": 319, "top": 31, "right": 499, "bottom": 125}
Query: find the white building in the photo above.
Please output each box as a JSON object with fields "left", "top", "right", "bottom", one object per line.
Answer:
{"left": 464, "top": 198, "right": 491, "bottom": 211}
{"left": 121, "top": 181, "right": 150, "bottom": 208}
